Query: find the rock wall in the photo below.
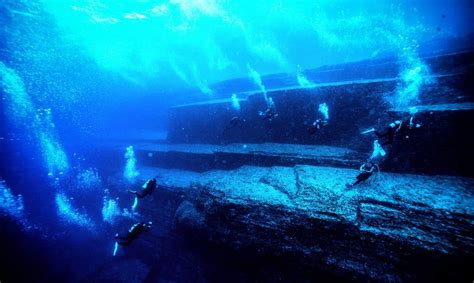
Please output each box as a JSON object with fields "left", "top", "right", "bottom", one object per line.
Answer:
{"left": 129, "top": 165, "right": 474, "bottom": 282}
{"left": 166, "top": 51, "right": 474, "bottom": 176}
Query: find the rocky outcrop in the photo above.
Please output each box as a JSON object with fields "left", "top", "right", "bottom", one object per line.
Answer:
{"left": 134, "top": 143, "right": 364, "bottom": 172}
{"left": 138, "top": 165, "right": 474, "bottom": 281}
{"left": 93, "top": 259, "right": 150, "bottom": 283}
{"left": 165, "top": 50, "right": 474, "bottom": 177}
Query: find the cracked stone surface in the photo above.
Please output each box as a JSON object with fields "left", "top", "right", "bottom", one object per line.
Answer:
{"left": 132, "top": 143, "right": 364, "bottom": 172}
{"left": 138, "top": 164, "right": 474, "bottom": 281}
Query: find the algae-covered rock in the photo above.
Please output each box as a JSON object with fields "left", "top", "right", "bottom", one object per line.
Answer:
{"left": 161, "top": 165, "right": 474, "bottom": 281}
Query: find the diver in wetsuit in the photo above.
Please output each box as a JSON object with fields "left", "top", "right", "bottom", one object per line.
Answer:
{"left": 308, "top": 118, "right": 329, "bottom": 135}
{"left": 128, "top": 178, "right": 156, "bottom": 199}
{"left": 374, "top": 120, "right": 402, "bottom": 146}
{"left": 259, "top": 97, "right": 278, "bottom": 122}
{"left": 223, "top": 116, "right": 246, "bottom": 133}
{"left": 115, "top": 221, "right": 152, "bottom": 246}
{"left": 346, "top": 161, "right": 379, "bottom": 187}
{"left": 399, "top": 117, "right": 421, "bottom": 139}
{"left": 375, "top": 118, "right": 421, "bottom": 145}
{"left": 261, "top": 107, "right": 278, "bottom": 121}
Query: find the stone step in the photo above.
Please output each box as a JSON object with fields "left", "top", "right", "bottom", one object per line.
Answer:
{"left": 134, "top": 165, "right": 474, "bottom": 282}
{"left": 389, "top": 102, "right": 474, "bottom": 112}
{"left": 99, "top": 122, "right": 474, "bottom": 176}
{"left": 166, "top": 79, "right": 474, "bottom": 177}
{"left": 174, "top": 72, "right": 474, "bottom": 109}
{"left": 133, "top": 143, "right": 365, "bottom": 172}
{"left": 208, "top": 49, "right": 474, "bottom": 97}
{"left": 167, "top": 72, "right": 474, "bottom": 149}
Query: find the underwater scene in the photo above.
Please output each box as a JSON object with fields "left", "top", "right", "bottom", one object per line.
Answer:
{"left": 1, "top": 0, "right": 474, "bottom": 282}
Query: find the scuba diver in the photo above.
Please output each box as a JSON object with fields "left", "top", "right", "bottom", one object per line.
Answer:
{"left": 308, "top": 102, "right": 329, "bottom": 135}
{"left": 374, "top": 120, "right": 402, "bottom": 146}
{"left": 114, "top": 221, "right": 152, "bottom": 246}
{"left": 346, "top": 161, "right": 379, "bottom": 188}
{"left": 223, "top": 116, "right": 246, "bottom": 133}
{"left": 308, "top": 118, "right": 329, "bottom": 135}
{"left": 399, "top": 117, "right": 421, "bottom": 139}
{"left": 374, "top": 118, "right": 421, "bottom": 145}
{"left": 259, "top": 97, "right": 278, "bottom": 122}
{"left": 128, "top": 178, "right": 157, "bottom": 199}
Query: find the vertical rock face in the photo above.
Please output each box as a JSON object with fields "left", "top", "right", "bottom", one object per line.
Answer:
{"left": 166, "top": 50, "right": 474, "bottom": 177}
{"left": 167, "top": 165, "right": 474, "bottom": 282}
{"left": 94, "top": 259, "right": 150, "bottom": 283}
{"left": 93, "top": 48, "right": 474, "bottom": 282}
{"left": 131, "top": 143, "right": 364, "bottom": 173}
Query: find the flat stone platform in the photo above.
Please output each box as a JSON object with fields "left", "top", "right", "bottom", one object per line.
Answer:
{"left": 133, "top": 143, "right": 365, "bottom": 172}
{"left": 133, "top": 164, "right": 474, "bottom": 282}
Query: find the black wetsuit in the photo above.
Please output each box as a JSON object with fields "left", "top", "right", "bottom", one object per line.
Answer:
{"left": 264, "top": 110, "right": 275, "bottom": 121}
{"left": 398, "top": 119, "right": 414, "bottom": 139}
{"left": 308, "top": 119, "right": 328, "bottom": 135}
{"left": 115, "top": 222, "right": 150, "bottom": 246}
{"left": 375, "top": 125, "right": 397, "bottom": 146}
{"left": 353, "top": 163, "right": 376, "bottom": 186}
{"left": 223, "top": 117, "right": 244, "bottom": 133}
{"left": 261, "top": 106, "right": 278, "bottom": 122}
{"left": 129, "top": 179, "right": 156, "bottom": 198}
{"left": 375, "top": 120, "right": 414, "bottom": 145}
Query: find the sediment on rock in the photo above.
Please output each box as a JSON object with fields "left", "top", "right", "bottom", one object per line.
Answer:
{"left": 136, "top": 165, "right": 474, "bottom": 281}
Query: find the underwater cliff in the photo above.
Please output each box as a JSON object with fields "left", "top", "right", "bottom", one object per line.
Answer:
{"left": 90, "top": 45, "right": 474, "bottom": 282}
{"left": 1, "top": 1, "right": 474, "bottom": 282}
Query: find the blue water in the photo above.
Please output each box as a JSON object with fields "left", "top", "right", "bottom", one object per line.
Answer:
{"left": 1, "top": 0, "right": 473, "bottom": 282}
